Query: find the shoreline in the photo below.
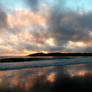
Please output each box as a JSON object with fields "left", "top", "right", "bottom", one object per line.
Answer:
{"left": 0, "top": 59, "right": 92, "bottom": 71}
{"left": 0, "top": 56, "right": 92, "bottom": 63}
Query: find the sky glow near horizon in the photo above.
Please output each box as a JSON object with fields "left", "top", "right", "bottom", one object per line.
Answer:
{"left": 0, "top": 0, "right": 92, "bottom": 56}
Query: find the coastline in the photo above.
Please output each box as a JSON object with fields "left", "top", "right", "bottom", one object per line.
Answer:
{"left": 0, "top": 57, "right": 92, "bottom": 70}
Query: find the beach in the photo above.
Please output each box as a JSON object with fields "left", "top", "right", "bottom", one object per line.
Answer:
{"left": 0, "top": 57, "right": 92, "bottom": 92}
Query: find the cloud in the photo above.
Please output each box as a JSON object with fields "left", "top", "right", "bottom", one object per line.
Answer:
{"left": 26, "top": 0, "right": 40, "bottom": 11}
{"left": 1, "top": 0, "right": 92, "bottom": 55}
{"left": 2, "top": 9, "right": 92, "bottom": 55}
{"left": 0, "top": 6, "right": 8, "bottom": 29}
{"left": 47, "top": 7, "right": 92, "bottom": 52}
{"left": 8, "top": 9, "right": 48, "bottom": 27}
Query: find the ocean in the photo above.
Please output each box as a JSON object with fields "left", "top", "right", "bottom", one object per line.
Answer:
{"left": 0, "top": 56, "right": 92, "bottom": 70}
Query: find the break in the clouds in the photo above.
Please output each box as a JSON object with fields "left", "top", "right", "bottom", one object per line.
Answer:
{"left": 0, "top": 0, "right": 92, "bottom": 56}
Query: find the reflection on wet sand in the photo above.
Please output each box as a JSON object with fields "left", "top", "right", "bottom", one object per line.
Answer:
{"left": 0, "top": 63, "right": 92, "bottom": 92}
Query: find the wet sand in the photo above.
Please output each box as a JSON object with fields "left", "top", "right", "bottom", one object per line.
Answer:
{"left": 0, "top": 63, "right": 92, "bottom": 92}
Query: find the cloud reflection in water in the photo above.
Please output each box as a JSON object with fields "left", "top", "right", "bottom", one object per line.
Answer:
{"left": 0, "top": 64, "right": 92, "bottom": 92}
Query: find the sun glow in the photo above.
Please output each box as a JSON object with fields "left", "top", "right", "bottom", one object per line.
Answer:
{"left": 23, "top": 50, "right": 37, "bottom": 55}
{"left": 41, "top": 51, "right": 48, "bottom": 54}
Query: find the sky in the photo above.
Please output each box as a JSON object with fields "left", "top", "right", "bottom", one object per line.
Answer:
{"left": 0, "top": 0, "right": 92, "bottom": 56}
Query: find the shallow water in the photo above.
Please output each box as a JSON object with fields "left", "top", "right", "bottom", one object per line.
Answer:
{"left": 0, "top": 57, "right": 92, "bottom": 70}
{"left": 0, "top": 63, "right": 92, "bottom": 92}
{"left": 0, "top": 57, "right": 92, "bottom": 92}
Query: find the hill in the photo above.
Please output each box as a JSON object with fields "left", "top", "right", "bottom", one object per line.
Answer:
{"left": 28, "top": 52, "right": 92, "bottom": 56}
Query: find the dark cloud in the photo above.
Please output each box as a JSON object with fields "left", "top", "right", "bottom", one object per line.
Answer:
{"left": 0, "top": 6, "right": 8, "bottom": 29}
{"left": 48, "top": 9, "right": 92, "bottom": 46}
{"left": 25, "top": 0, "right": 66, "bottom": 12}
{"left": 26, "top": 0, "right": 39, "bottom": 11}
{"left": 83, "top": 46, "right": 92, "bottom": 53}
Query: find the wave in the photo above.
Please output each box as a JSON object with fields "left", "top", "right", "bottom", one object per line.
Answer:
{"left": 0, "top": 57, "right": 92, "bottom": 70}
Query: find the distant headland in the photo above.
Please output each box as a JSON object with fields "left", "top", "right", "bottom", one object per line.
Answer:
{"left": 0, "top": 53, "right": 92, "bottom": 63}
{"left": 28, "top": 52, "right": 92, "bottom": 56}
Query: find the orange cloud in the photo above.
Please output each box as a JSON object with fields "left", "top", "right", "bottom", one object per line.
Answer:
{"left": 8, "top": 9, "right": 49, "bottom": 28}
{"left": 79, "top": 40, "right": 92, "bottom": 46}
{"left": 45, "top": 38, "right": 55, "bottom": 46}
{"left": 67, "top": 41, "right": 87, "bottom": 49}
{"left": 67, "top": 40, "right": 92, "bottom": 49}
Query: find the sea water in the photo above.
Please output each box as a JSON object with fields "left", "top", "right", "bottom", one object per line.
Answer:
{"left": 0, "top": 62, "right": 92, "bottom": 92}
{"left": 0, "top": 57, "right": 92, "bottom": 70}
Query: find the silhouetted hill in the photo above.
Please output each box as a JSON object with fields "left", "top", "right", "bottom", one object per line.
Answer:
{"left": 0, "top": 53, "right": 92, "bottom": 63}
{"left": 29, "top": 53, "right": 92, "bottom": 56}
